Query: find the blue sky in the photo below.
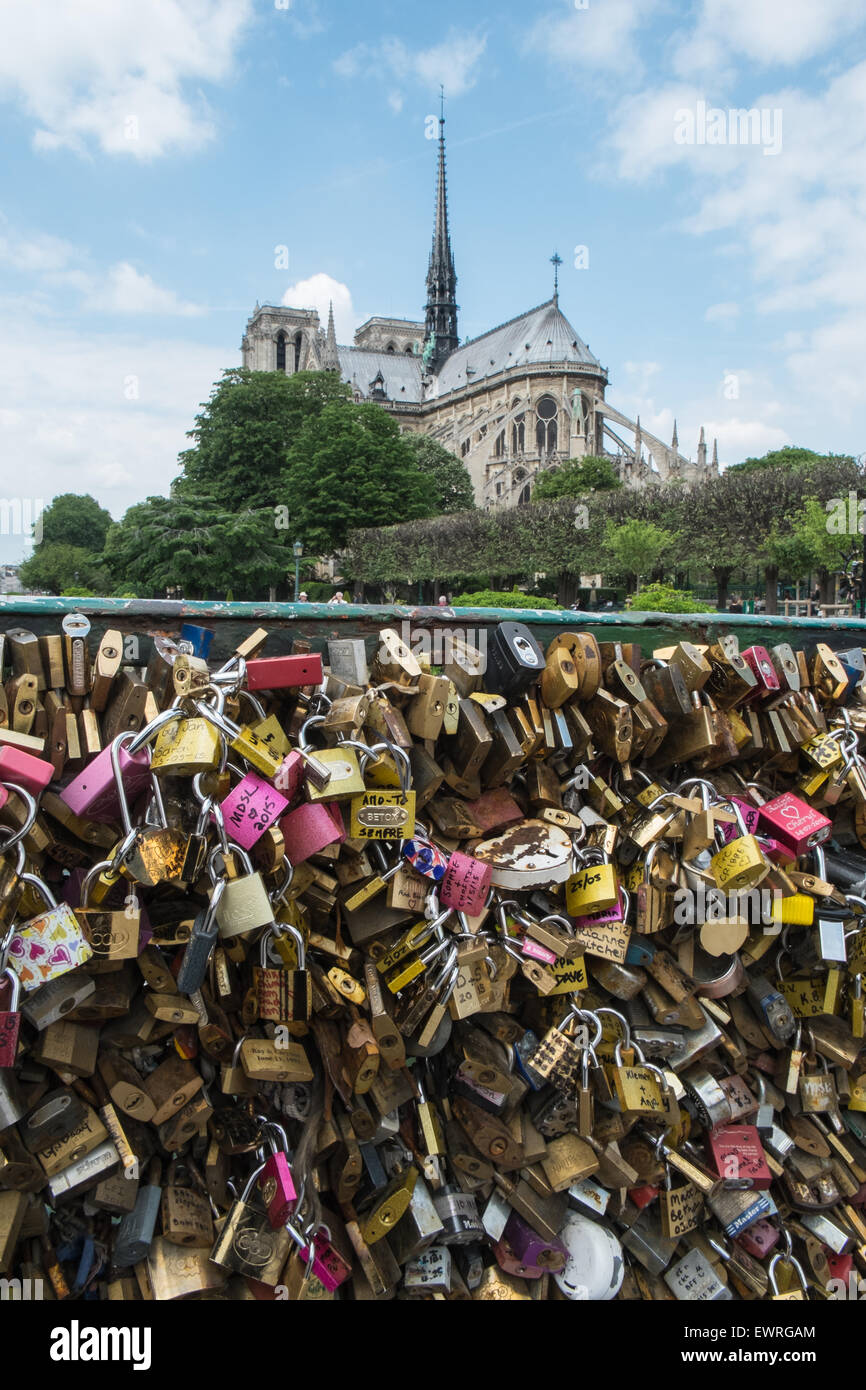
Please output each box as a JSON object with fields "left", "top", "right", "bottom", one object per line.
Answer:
{"left": 1, "top": 0, "right": 865, "bottom": 559}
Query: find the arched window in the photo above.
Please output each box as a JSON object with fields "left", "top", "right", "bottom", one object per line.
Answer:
{"left": 385, "top": 342, "right": 396, "bottom": 354}
{"left": 294, "top": 333, "right": 303, "bottom": 372}
{"left": 276, "top": 332, "right": 287, "bottom": 371}
{"left": 461, "top": 438, "right": 470, "bottom": 457}
{"left": 404, "top": 343, "right": 414, "bottom": 354}
{"left": 494, "top": 430, "right": 506, "bottom": 458}
{"left": 512, "top": 413, "right": 525, "bottom": 454}
{"left": 518, "top": 483, "right": 531, "bottom": 506}
{"left": 536, "top": 396, "right": 558, "bottom": 455}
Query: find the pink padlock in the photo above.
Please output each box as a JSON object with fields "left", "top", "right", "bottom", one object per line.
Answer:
{"left": 439, "top": 851, "right": 492, "bottom": 915}
{"left": 298, "top": 1230, "right": 352, "bottom": 1291}
{"left": 220, "top": 772, "right": 289, "bottom": 850}
{"left": 521, "top": 936, "right": 558, "bottom": 966}
{"left": 757, "top": 792, "right": 832, "bottom": 858}
{"left": 734, "top": 1219, "right": 780, "bottom": 1259}
{"left": 717, "top": 799, "right": 793, "bottom": 863}
{"left": 572, "top": 888, "right": 625, "bottom": 930}
{"left": 280, "top": 800, "right": 345, "bottom": 865}
{"left": 273, "top": 750, "right": 307, "bottom": 804}
{"left": 60, "top": 739, "right": 151, "bottom": 822}
{"left": 258, "top": 1147, "right": 297, "bottom": 1229}
{"left": 0, "top": 747, "right": 54, "bottom": 797}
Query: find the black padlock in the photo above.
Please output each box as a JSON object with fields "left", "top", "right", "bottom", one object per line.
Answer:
{"left": 484, "top": 622, "right": 545, "bottom": 702}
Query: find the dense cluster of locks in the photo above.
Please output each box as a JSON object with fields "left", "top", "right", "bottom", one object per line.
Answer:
{"left": 1, "top": 613, "right": 865, "bottom": 1303}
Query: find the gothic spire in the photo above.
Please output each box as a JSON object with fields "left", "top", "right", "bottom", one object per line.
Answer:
{"left": 322, "top": 300, "right": 339, "bottom": 372}
{"left": 712, "top": 436, "right": 719, "bottom": 468}
{"left": 671, "top": 418, "right": 678, "bottom": 450}
{"left": 424, "top": 92, "right": 459, "bottom": 372}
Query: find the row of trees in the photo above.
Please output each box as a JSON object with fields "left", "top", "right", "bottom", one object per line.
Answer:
{"left": 348, "top": 449, "right": 862, "bottom": 611}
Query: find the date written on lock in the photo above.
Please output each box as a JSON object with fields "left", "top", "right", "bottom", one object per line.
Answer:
{"left": 219, "top": 772, "right": 289, "bottom": 851}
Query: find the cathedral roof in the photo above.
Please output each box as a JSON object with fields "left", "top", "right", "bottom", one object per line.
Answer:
{"left": 335, "top": 298, "right": 603, "bottom": 405}
{"left": 337, "top": 346, "right": 424, "bottom": 403}
{"left": 427, "top": 298, "right": 604, "bottom": 398}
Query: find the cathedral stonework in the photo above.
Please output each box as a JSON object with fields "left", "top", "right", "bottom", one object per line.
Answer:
{"left": 241, "top": 118, "right": 719, "bottom": 509}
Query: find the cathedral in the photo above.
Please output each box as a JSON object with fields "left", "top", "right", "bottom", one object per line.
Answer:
{"left": 241, "top": 116, "right": 719, "bottom": 510}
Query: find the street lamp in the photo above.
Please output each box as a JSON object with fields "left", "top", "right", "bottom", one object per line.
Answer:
{"left": 293, "top": 540, "right": 303, "bottom": 601}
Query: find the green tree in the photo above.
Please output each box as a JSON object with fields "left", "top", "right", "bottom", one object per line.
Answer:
{"left": 603, "top": 518, "right": 675, "bottom": 592}
{"left": 728, "top": 445, "right": 856, "bottom": 474}
{"left": 402, "top": 435, "right": 475, "bottom": 514}
{"left": 36, "top": 493, "right": 114, "bottom": 551}
{"left": 19, "top": 543, "right": 110, "bottom": 595}
{"left": 176, "top": 368, "right": 352, "bottom": 510}
{"left": 784, "top": 495, "right": 855, "bottom": 602}
{"left": 283, "top": 403, "right": 431, "bottom": 554}
{"left": 103, "top": 496, "right": 288, "bottom": 599}
{"left": 532, "top": 455, "right": 622, "bottom": 500}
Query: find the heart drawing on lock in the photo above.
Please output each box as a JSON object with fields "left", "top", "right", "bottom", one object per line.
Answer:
{"left": 25, "top": 939, "right": 47, "bottom": 960}
{"left": 7, "top": 937, "right": 25, "bottom": 958}
{"left": 47, "top": 944, "right": 72, "bottom": 969}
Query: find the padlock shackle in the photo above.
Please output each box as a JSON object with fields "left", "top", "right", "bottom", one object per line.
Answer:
{"left": 0, "top": 782, "right": 38, "bottom": 855}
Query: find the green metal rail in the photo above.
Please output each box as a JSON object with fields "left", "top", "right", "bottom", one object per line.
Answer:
{"left": 0, "top": 596, "right": 864, "bottom": 667}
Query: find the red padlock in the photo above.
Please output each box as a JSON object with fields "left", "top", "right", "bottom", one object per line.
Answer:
{"left": 0, "top": 968, "right": 21, "bottom": 1067}
{"left": 245, "top": 654, "right": 323, "bottom": 691}
{"left": 757, "top": 792, "right": 832, "bottom": 858}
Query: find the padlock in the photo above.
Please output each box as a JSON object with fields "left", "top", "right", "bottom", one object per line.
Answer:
{"left": 7, "top": 870, "right": 93, "bottom": 992}
{"left": 210, "top": 1160, "right": 292, "bottom": 1283}
{"left": 212, "top": 846, "right": 275, "bottom": 939}
{"left": 255, "top": 922, "right": 311, "bottom": 1023}
{"left": 256, "top": 1119, "right": 298, "bottom": 1228}
{"left": 0, "top": 968, "right": 21, "bottom": 1068}
{"left": 161, "top": 1157, "right": 216, "bottom": 1248}
{"left": 219, "top": 770, "right": 290, "bottom": 848}
{"left": 768, "top": 1252, "right": 809, "bottom": 1301}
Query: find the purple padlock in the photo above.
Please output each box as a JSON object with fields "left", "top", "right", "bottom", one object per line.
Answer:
{"left": 280, "top": 801, "right": 345, "bottom": 865}
{"left": 439, "top": 851, "right": 492, "bottom": 915}
{"left": 60, "top": 740, "right": 151, "bottom": 823}
{"left": 220, "top": 772, "right": 289, "bottom": 850}
{"left": 501, "top": 1210, "right": 568, "bottom": 1272}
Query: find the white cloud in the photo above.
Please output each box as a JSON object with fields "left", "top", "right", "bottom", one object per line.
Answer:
{"left": 84, "top": 263, "right": 203, "bottom": 316}
{"left": 335, "top": 30, "right": 486, "bottom": 101}
{"left": 705, "top": 301, "right": 740, "bottom": 323}
{"left": 0, "top": 229, "right": 77, "bottom": 273}
{"left": 529, "top": 0, "right": 660, "bottom": 74}
{"left": 0, "top": 0, "right": 254, "bottom": 158}
{"left": 282, "top": 273, "right": 359, "bottom": 343}
{"left": 0, "top": 307, "right": 228, "bottom": 562}
{"left": 672, "top": 0, "right": 863, "bottom": 75}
